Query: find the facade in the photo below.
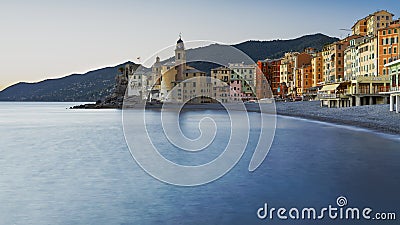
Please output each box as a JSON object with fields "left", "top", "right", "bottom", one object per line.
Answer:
{"left": 280, "top": 53, "right": 295, "bottom": 93}
{"left": 311, "top": 52, "right": 324, "bottom": 86}
{"left": 352, "top": 17, "right": 368, "bottom": 36}
{"left": 366, "top": 10, "right": 394, "bottom": 36}
{"left": 343, "top": 37, "right": 365, "bottom": 80}
{"left": 385, "top": 59, "right": 400, "bottom": 113}
{"left": 322, "top": 35, "right": 361, "bottom": 84}
{"left": 229, "top": 73, "right": 244, "bottom": 102}
{"left": 257, "top": 59, "right": 281, "bottom": 97}
{"left": 229, "top": 63, "right": 257, "bottom": 100}
{"left": 297, "top": 64, "right": 313, "bottom": 96}
{"left": 280, "top": 52, "right": 312, "bottom": 97}
{"left": 211, "top": 67, "right": 232, "bottom": 103}
{"left": 358, "top": 36, "right": 378, "bottom": 77}
{"left": 378, "top": 20, "right": 400, "bottom": 76}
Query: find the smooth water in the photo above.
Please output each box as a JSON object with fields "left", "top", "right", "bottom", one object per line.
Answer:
{"left": 0, "top": 102, "right": 399, "bottom": 225}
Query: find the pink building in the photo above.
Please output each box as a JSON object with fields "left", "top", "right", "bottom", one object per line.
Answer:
{"left": 230, "top": 80, "right": 243, "bottom": 101}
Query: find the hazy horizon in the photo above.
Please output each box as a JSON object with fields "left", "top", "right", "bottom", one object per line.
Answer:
{"left": 1, "top": 0, "right": 400, "bottom": 91}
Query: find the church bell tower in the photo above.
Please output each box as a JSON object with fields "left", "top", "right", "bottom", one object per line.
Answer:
{"left": 175, "top": 34, "right": 186, "bottom": 81}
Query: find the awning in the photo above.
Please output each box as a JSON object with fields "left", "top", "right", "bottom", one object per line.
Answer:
{"left": 320, "top": 84, "right": 339, "bottom": 92}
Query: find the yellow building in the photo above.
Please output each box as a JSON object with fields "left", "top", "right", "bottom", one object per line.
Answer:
{"left": 358, "top": 36, "right": 378, "bottom": 77}
{"left": 351, "top": 10, "right": 393, "bottom": 37}
{"left": 322, "top": 36, "right": 361, "bottom": 83}
{"left": 366, "top": 10, "right": 393, "bottom": 36}
{"left": 211, "top": 66, "right": 231, "bottom": 103}
{"left": 311, "top": 52, "right": 323, "bottom": 86}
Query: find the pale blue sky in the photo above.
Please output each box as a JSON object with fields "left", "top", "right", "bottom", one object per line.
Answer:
{"left": 1, "top": 0, "right": 400, "bottom": 90}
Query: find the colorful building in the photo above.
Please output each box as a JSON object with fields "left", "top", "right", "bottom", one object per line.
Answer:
{"left": 280, "top": 52, "right": 312, "bottom": 97}
{"left": 311, "top": 52, "right": 324, "bottom": 86}
{"left": 322, "top": 35, "right": 361, "bottom": 84}
{"left": 366, "top": 10, "right": 394, "bottom": 36}
{"left": 358, "top": 36, "right": 378, "bottom": 77}
{"left": 378, "top": 19, "right": 400, "bottom": 76}
{"left": 229, "top": 63, "right": 257, "bottom": 100}
{"left": 385, "top": 59, "right": 400, "bottom": 113}
{"left": 257, "top": 59, "right": 281, "bottom": 97}
{"left": 352, "top": 17, "right": 368, "bottom": 36}
{"left": 211, "top": 66, "right": 232, "bottom": 103}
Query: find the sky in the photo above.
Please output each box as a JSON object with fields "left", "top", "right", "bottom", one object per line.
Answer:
{"left": 1, "top": 0, "right": 400, "bottom": 91}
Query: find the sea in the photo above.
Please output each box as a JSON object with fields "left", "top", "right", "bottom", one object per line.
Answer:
{"left": 0, "top": 102, "right": 399, "bottom": 225}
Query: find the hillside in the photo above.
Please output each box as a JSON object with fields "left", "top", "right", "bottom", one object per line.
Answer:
{"left": 0, "top": 33, "right": 338, "bottom": 102}
{"left": 187, "top": 33, "right": 338, "bottom": 74}
{"left": 0, "top": 62, "right": 137, "bottom": 102}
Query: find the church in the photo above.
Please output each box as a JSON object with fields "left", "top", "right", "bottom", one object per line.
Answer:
{"left": 150, "top": 36, "right": 213, "bottom": 103}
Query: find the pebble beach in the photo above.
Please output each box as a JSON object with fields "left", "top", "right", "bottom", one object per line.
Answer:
{"left": 275, "top": 101, "right": 400, "bottom": 135}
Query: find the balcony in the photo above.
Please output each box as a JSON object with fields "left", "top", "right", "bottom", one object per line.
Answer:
{"left": 317, "top": 93, "right": 349, "bottom": 99}
{"left": 390, "top": 86, "right": 400, "bottom": 92}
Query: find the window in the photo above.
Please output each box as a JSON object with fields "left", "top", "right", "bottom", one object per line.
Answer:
{"left": 395, "top": 29, "right": 398, "bottom": 33}
{"left": 395, "top": 47, "right": 397, "bottom": 54}
{"left": 383, "top": 30, "right": 386, "bottom": 35}
{"left": 388, "top": 29, "right": 392, "bottom": 34}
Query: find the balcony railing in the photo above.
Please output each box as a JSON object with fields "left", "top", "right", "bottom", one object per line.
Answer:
{"left": 317, "top": 93, "right": 348, "bottom": 99}
{"left": 390, "top": 86, "right": 400, "bottom": 92}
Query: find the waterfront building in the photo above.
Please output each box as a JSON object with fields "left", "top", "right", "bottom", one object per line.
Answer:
{"left": 366, "top": 10, "right": 394, "bottom": 36}
{"left": 228, "top": 63, "right": 257, "bottom": 100}
{"left": 322, "top": 35, "right": 361, "bottom": 84}
{"left": 296, "top": 64, "right": 313, "bottom": 96}
{"left": 279, "top": 53, "right": 295, "bottom": 95}
{"left": 378, "top": 19, "right": 400, "bottom": 76}
{"left": 385, "top": 59, "right": 400, "bottom": 113}
{"left": 257, "top": 59, "right": 281, "bottom": 97}
{"left": 230, "top": 75, "right": 243, "bottom": 102}
{"left": 358, "top": 36, "right": 378, "bottom": 77}
{"left": 280, "top": 52, "right": 312, "bottom": 97}
{"left": 155, "top": 36, "right": 212, "bottom": 103}
{"left": 211, "top": 66, "right": 232, "bottom": 103}
{"left": 352, "top": 10, "right": 393, "bottom": 36}
{"left": 311, "top": 52, "right": 324, "bottom": 86}
{"left": 344, "top": 37, "right": 365, "bottom": 80}
{"left": 352, "top": 17, "right": 368, "bottom": 36}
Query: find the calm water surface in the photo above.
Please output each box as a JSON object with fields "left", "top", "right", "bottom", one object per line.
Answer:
{"left": 0, "top": 102, "right": 399, "bottom": 225}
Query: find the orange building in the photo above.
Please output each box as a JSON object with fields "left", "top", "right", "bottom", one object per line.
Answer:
{"left": 352, "top": 17, "right": 368, "bottom": 36}
{"left": 311, "top": 52, "right": 324, "bottom": 86}
{"left": 378, "top": 20, "right": 400, "bottom": 76}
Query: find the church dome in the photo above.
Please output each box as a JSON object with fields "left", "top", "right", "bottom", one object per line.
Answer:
{"left": 177, "top": 37, "right": 183, "bottom": 44}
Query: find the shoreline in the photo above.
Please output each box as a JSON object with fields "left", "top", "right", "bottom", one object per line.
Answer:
{"left": 275, "top": 101, "right": 400, "bottom": 135}
{"left": 18, "top": 100, "right": 400, "bottom": 136}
